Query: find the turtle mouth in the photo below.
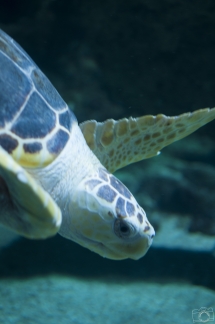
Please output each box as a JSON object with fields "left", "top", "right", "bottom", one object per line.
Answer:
{"left": 78, "top": 232, "right": 106, "bottom": 250}
{"left": 74, "top": 231, "right": 151, "bottom": 260}
{"left": 74, "top": 231, "right": 124, "bottom": 259}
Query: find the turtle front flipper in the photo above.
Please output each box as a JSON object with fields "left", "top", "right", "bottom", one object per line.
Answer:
{"left": 80, "top": 107, "right": 215, "bottom": 173}
{"left": 0, "top": 147, "right": 61, "bottom": 239}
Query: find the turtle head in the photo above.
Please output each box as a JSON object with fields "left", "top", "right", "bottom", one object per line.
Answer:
{"left": 60, "top": 168, "right": 155, "bottom": 260}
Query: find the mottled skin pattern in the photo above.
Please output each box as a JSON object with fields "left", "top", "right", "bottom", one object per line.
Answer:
{"left": 88, "top": 168, "right": 148, "bottom": 226}
{"left": 84, "top": 168, "right": 154, "bottom": 245}
{"left": 80, "top": 108, "right": 215, "bottom": 174}
{"left": 55, "top": 153, "right": 155, "bottom": 260}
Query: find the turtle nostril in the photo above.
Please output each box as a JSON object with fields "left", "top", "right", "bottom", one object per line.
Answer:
{"left": 151, "top": 234, "right": 155, "bottom": 239}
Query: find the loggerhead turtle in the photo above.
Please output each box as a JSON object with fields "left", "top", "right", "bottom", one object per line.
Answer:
{"left": 0, "top": 29, "right": 214, "bottom": 260}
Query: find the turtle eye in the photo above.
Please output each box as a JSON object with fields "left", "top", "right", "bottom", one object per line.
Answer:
{"left": 114, "top": 219, "right": 136, "bottom": 239}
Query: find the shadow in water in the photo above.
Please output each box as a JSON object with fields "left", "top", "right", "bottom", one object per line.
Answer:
{"left": 0, "top": 235, "right": 214, "bottom": 290}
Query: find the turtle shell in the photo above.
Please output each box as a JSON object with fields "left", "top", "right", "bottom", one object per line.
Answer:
{"left": 0, "top": 29, "right": 76, "bottom": 168}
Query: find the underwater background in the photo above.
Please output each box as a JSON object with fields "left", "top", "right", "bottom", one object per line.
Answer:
{"left": 0, "top": 0, "right": 215, "bottom": 323}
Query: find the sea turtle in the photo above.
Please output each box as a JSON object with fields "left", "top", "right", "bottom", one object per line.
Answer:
{"left": 0, "top": 29, "right": 215, "bottom": 260}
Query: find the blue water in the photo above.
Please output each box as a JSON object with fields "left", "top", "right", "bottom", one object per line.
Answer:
{"left": 0, "top": 0, "right": 215, "bottom": 323}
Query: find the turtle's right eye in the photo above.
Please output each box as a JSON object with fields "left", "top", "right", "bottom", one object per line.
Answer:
{"left": 114, "top": 219, "right": 136, "bottom": 239}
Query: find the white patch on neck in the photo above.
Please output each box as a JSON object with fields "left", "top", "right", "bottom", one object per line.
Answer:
{"left": 27, "top": 123, "right": 102, "bottom": 220}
